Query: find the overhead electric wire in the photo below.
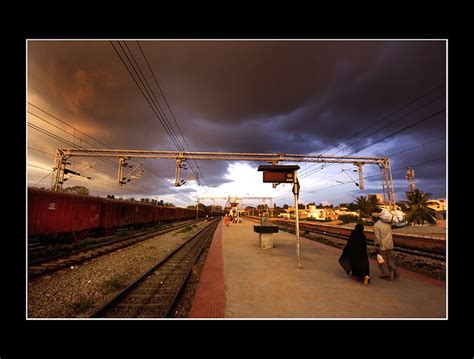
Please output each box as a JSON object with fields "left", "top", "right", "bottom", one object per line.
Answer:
{"left": 298, "top": 83, "right": 446, "bottom": 176}
{"left": 28, "top": 105, "right": 183, "bottom": 201}
{"left": 111, "top": 42, "right": 186, "bottom": 160}
{"left": 28, "top": 102, "right": 111, "bottom": 149}
{"left": 28, "top": 146, "right": 55, "bottom": 157}
{"left": 118, "top": 42, "right": 203, "bottom": 189}
{"left": 117, "top": 42, "right": 186, "bottom": 153}
{"left": 28, "top": 123, "right": 150, "bottom": 195}
{"left": 125, "top": 41, "right": 208, "bottom": 191}
{"left": 299, "top": 107, "right": 446, "bottom": 180}
{"left": 111, "top": 41, "right": 208, "bottom": 194}
{"left": 28, "top": 103, "right": 172, "bottom": 192}
{"left": 332, "top": 94, "right": 445, "bottom": 157}
{"left": 299, "top": 135, "right": 446, "bottom": 195}
{"left": 308, "top": 156, "right": 445, "bottom": 194}
{"left": 136, "top": 41, "right": 209, "bottom": 190}
{"left": 299, "top": 95, "right": 445, "bottom": 177}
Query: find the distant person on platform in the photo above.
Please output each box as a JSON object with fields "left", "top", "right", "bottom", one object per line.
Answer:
{"left": 373, "top": 211, "right": 399, "bottom": 281}
{"left": 339, "top": 224, "right": 370, "bottom": 285}
{"left": 225, "top": 215, "right": 230, "bottom": 227}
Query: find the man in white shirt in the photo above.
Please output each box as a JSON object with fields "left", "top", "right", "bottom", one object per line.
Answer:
{"left": 373, "top": 212, "right": 399, "bottom": 281}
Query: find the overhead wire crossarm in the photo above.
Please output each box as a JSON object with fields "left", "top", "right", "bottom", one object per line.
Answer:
{"left": 55, "top": 148, "right": 387, "bottom": 164}
{"left": 50, "top": 148, "right": 396, "bottom": 207}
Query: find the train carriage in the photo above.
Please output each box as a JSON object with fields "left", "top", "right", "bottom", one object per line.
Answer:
{"left": 28, "top": 187, "right": 102, "bottom": 239}
{"left": 27, "top": 187, "right": 213, "bottom": 242}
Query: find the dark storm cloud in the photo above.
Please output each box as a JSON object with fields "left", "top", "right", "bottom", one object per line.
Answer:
{"left": 137, "top": 41, "right": 386, "bottom": 124}
{"left": 28, "top": 40, "right": 446, "bottom": 200}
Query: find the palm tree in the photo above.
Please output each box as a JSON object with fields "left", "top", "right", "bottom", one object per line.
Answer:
{"left": 354, "top": 195, "right": 379, "bottom": 219}
{"left": 354, "top": 196, "right": 369, "bottom": 219}
{"left": 405, "top": 189, "right": 436, "bottom": 225}
{"left": 367, "top": 195, "right": 380, "bottom": 213}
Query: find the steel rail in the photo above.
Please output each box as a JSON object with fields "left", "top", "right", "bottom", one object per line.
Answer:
{"left": 90, "top": 218, "right": 220, "bottom": 318}
{"left": 246, "top": 217, "right": 445, "bottom": 260}
{"left": 28, "top": 220, "right": 201, "bottom": 279}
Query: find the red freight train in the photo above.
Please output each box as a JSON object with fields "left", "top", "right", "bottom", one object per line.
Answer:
{"left": 28, "top": 187, "right": 210, "bottom": 241}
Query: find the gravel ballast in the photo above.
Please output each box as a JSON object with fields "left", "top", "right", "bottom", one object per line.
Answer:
{"left": 28, "top": 222, "right": 209, "bottom": 318}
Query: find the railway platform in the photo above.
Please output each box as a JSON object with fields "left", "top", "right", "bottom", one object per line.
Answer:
{"left": 190, "top": 219, "right": 446, "bottom": 319}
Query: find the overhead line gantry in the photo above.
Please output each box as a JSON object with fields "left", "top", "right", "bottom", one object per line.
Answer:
{"left": 50, "top": 148, "right": 397, "bottom": 207}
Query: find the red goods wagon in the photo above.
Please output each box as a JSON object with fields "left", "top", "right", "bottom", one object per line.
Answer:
{"left": 175, "top": 207, "right": 183, "bottom": 220}
{"left": 28, "top": 187, "right": 101, "bottom": 237}
{"left": 129, "top": 202, "right": 154, "bottom": 225}
{"left": 184, "top": 208, "right": 194, "bottom": 219}
{"left": 99, "top": 200, "right": 128, "bottom": 228}
{"left": 154, "top": 206, "right": 170, "bottom": 223}
{"left": 161, "top": 207, "right": 175, "bottom": 222}
{"left": 99, "top": 199, "right": 155, "bottom": 229}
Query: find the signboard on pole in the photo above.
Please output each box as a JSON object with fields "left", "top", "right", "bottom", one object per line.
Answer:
{"left": 258, "top": 164, "right": 302, "bottom": 268}
{"left": 257, "top": 165, "right": 300, "bottom": 184}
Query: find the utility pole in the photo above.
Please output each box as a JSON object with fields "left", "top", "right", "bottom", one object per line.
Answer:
{"left": 406, "top": 167, "right": 416, "bottom": 192}
{"left": 293, "top": 170, "right": 301, "bottom": 268}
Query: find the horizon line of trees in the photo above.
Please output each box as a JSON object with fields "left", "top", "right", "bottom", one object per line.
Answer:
{"left": 272, "top": 189, "right": 440, "bottom": 225}
{"left": 37, "top": 185, "right": 441, "bottom": 225}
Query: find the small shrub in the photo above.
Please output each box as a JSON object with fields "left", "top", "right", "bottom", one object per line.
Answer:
{"left": 174, "top": 226, "right": 193, "bottom": 235}
{"left": 338, "top": 215, "right": 359, "bottom": 224}
{"left": 71, "top": 298, "right": 94, "bottom": 313}
{"left": 104, "top": 278, "right": 126, "bottom": 290}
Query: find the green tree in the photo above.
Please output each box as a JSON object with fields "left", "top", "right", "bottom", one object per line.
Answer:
{"left": 354, "top": 196, "right": 378, "bottom": 219}
{"left": 396, "top": 201, "right": 409, "bottom": 211}
{"left": 63, "top": 186, "right": 89, "bottom": 195}
{"left": 347, "top": 203, "right": 358, "bottom": 212}
{"left": 405, "top": 189, "right": 436, "bottom": 225}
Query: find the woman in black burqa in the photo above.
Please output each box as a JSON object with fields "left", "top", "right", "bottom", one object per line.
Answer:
{"left": 339, "top": 224, "right": 370, "bottom": 285}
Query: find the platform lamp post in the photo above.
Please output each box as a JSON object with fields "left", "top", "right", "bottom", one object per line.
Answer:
{"left": 258, "top": 164, "right": 301, "bottom": 269}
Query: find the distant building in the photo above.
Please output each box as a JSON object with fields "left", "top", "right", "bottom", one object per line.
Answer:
{"left": 426, "top": 199, "right": 447, "bottom": 228}
{"left": 307, "top": 205, "right": 326, "bottom": 220}
{"left": 368, "top": 193, "right": 384, "bottom": 205}
{"left": 335, "top": 208, "right": 359, "bottom": 219}
{"left": 426, "top": 198, "right": 447, "bottom": 211}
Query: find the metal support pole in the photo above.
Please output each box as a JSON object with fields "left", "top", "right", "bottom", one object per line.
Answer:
{"left": 357, "top": 162, "right": 364, "bottom": 190}
{"left": 51, "top": 150, "right": 67, "bottom": 191}
{"left": 196, "top": 200, "right": 199, "bottom": 220}
{"left": 388, "top": 160, "right": 396, "bottom": 208}
{"left": 175, "top": 159, "right": 182, "bottom": 187}
{"left": 118, "top": 157, "right": 125, "bottom": 185}
{"left": 383, "top": 160, "right": 393, "bottom": 209}
{"left": 294, "top": 171, "right": 301, "bottom": 269}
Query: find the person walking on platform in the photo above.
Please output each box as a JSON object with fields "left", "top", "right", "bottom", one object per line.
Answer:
{"left": 339, "top": 224, "right": 370, "bottom": 285}
{"left": 373, "top": 211, "right": 399, "bottom": 281}
{"left": 225, "top": 215, "right": 230, "bottom": 227}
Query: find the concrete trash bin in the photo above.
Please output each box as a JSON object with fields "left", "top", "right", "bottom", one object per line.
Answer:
{"left": 253, "top": 225, "right": 279, "bottom": 249}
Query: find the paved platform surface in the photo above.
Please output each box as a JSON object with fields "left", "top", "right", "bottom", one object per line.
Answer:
{"left": 190, "top": 219, "right": 446, "bottom": 319}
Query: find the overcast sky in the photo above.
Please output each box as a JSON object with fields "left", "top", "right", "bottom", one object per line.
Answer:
{"left": 27, "top": 40, "right": 446, "bottom": 208}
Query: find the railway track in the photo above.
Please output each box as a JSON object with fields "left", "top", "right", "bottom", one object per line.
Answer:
{"left": 28, "top": 220, "right": 202, "bottom": 279}
{"left": 246, "top": 216, "right": 446, "bottom": 260}
{"left": 90, "top": 218, "right": 220, "bottom": 318}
